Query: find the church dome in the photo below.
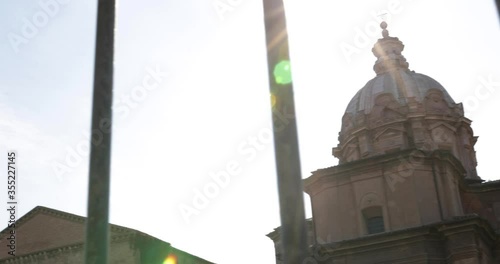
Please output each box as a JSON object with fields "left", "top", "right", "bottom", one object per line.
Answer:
{"left": 345, "top": 70, "right": 456, "bottom": 118}
{"left": 345, "top": 21, "right": 457, "bottom": 119}
{"left": 333, "top": 22, "right": 479, "bottom": 180}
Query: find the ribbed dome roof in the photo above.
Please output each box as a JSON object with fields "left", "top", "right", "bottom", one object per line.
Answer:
{"left": 345, "top": 69, "right": 456, "bottom": 116}
{"left": 333, "top": 22, "right": 478, "bottom": 181}
{"left": 344, "top": 21, "right": 456, "bottom": 118}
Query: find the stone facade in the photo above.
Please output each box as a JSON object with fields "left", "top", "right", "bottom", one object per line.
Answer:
{"left": 267, "top": 23, "right": 500, "bottom": 263}
{"left": 0, "top": 206, "right": 212, "bottom": 264}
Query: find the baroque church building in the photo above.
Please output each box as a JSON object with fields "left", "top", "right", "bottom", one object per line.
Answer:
{"left": 268, "top": 22, "right": 500, "bottom": 263}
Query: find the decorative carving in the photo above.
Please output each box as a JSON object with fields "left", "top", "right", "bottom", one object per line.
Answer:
{"left": 344, "top": 142, "right": 360, "bottom": 162}
{"left": 360, "top": 192, "right": 382, "bottom": 209}
{"left": 429, "top": 123, "right": 456, "bottom": 147}
{"left": 358, "top": 134, "right": 372, "bottom": 156}
{"left": 373, "top": 127, "right": 406, "bottom": 153}
{"left": 367, "top": 94, "right": 402, "bottom": 127}
{"left": 459, "top": 126, "right": 479, "bottom": 179}
{"left": 425, "top": 89, "right": 451, "bottom": 115}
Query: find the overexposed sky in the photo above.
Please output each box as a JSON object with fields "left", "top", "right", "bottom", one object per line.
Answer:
{"left": 1, "top": 0, "right": 500, "bottom": 263}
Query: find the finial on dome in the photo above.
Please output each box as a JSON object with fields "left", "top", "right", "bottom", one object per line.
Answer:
{"left": 371, "top": 22, "right": 410, "bottom": 75}
{"left": 380, "top": 21, "right": 389, "bottom": 38}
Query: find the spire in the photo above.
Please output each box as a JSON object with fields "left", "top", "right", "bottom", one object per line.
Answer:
{"left": 372, "top": 22, "right": 409, "bottom": 75}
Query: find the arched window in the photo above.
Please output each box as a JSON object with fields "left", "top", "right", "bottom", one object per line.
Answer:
{"left": 363, "top": 206, "right": 385, "bottom": 234}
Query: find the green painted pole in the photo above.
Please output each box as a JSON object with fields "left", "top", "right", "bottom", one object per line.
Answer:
{"left": 84, "top": 0, "right": 115, "bottom": 263}
{"left": 262, "top": 1, "right": 309, "bottom": 263}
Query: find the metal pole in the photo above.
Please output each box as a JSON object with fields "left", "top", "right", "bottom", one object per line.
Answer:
{"left": 262, "top": 1, "right": 308, "bottom": 263}
{"left": 84, "top": 0, "right": 115, "bottom": 263}
{"left": 496, "top": 0, "right": 500, "bottom": 23}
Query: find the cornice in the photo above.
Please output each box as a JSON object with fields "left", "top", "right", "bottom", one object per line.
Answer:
{"left": 318, "top": 215, "right": 497, "bottom": 255}
{"left": 305, "top": 149, "right": 465, "bottom": 196}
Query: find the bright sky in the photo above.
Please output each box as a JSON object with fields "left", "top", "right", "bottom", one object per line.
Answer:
{"left": 1, "top": 0, "right": 499, "bottom": 263}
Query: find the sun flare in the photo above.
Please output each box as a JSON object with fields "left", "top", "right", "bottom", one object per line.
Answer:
{"left": 163, "top": 254, "right": 177, "bottom": 264}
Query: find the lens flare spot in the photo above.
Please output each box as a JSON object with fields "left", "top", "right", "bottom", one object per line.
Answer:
{"left": 163, "top": 254, "right": 177, "bottom": 264}
{"left": 271, "top": 93, "right": 277, "bottom": 107}
{"left": 273, "top": 60, "right": 292, "bottom": 85}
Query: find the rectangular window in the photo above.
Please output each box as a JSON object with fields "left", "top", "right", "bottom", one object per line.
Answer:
{"left": 366, "top": 216, "right": 385, "bottom": 234}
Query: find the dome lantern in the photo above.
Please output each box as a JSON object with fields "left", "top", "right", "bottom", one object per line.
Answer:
{"left": 372, "top": 22, "right": 409, "bottom": 75}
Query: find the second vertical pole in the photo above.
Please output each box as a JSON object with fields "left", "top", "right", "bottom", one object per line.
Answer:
{"left": 84, "top": 0, "right": 116, "bottom": 263}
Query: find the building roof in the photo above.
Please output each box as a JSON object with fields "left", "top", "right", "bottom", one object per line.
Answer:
{"left": 0, "top": 206, "right": 213, "bottom": 263}
{"left": 0, "top": 205, "right": 146, "bottom": 238}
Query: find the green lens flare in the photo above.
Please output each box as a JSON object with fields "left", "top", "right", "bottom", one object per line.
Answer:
{"left": 273, "top": 60, "right": 292, "bottom": 85}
